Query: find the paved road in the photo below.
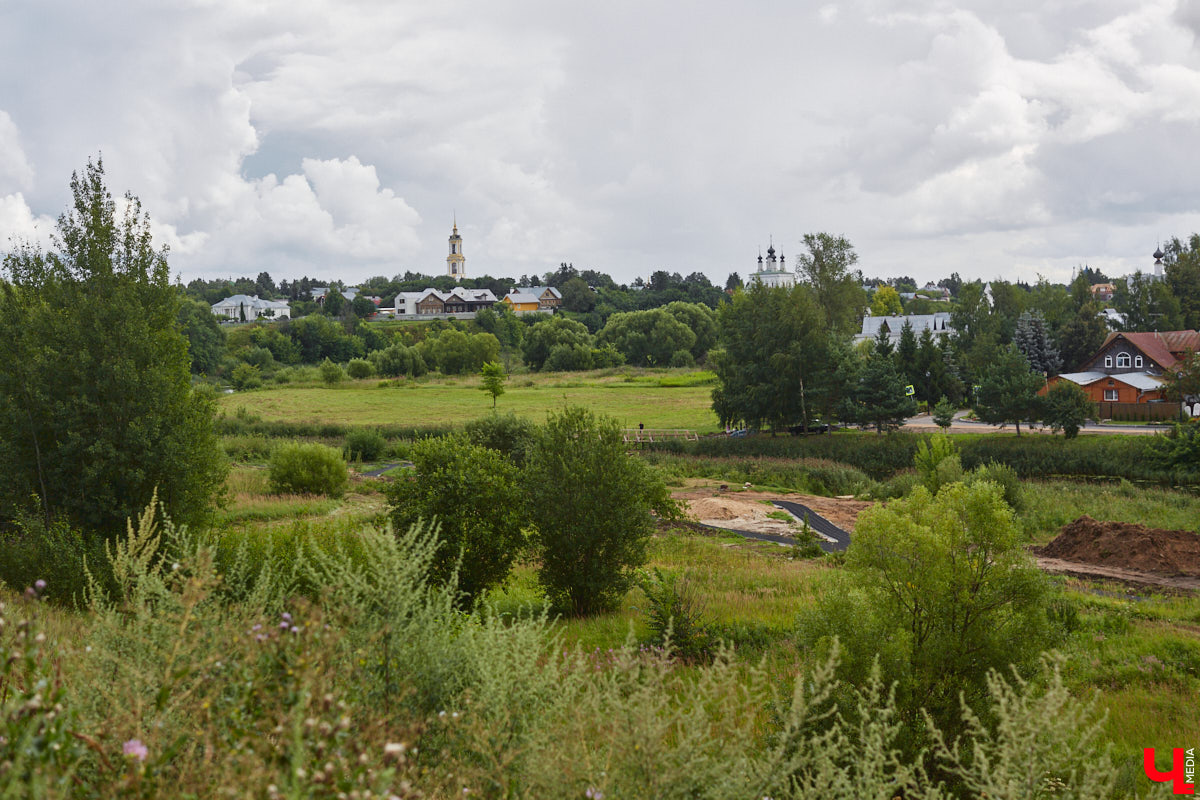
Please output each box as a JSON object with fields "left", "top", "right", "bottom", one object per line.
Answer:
{"left": 696, "top": 502, "right": 853, "bottom": 554}
{"left": 901, "top": 411, "right": 1170, "bottom": 436}
{"left": 771, "top": 500, "right": 852, "bottom": 553}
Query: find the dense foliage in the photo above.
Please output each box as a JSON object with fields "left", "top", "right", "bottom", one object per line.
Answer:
{"left": 0, "top": 159, "right": 226, "bottom": 534}
{"left": 268, "top": 442, "right": 349, "bottom": 497}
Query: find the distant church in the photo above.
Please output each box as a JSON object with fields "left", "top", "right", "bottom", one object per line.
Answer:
{"left": 447, "top": 220, "right": 466, "bottom": 281}
{"left": 749, "top": 240, "right": 795, "bottom": 289}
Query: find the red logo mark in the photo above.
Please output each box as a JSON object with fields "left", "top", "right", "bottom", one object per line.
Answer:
{"left": 1145, "top": 748, "right": 1196, "bottom": 795}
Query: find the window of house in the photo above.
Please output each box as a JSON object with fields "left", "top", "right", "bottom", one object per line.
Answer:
{"left": 1117, "top": 353, "right": 1130, "bottom": 368}
{"left": 1135, "top": 355, "right": 1143, "bottom": 368}
{"left": 1105, "top": 355, "right": 1113, "bottom": 368}
{"left": 1104, "top": 389, "right": 1119, "bottom": 401}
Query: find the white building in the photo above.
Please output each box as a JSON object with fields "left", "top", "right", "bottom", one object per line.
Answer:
{"left": 748, "top": 244, "right": 795, "bottom": 289}
{"left": 855, "top": 312, "right": 953, "bottom": 345}
{"left": 211, "top": 294, "right": 291, "bottom": 321}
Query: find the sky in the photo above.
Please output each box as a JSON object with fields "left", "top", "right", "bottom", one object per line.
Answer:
{"left": 3, "top": 0, "right": 1200, "bottom": 289}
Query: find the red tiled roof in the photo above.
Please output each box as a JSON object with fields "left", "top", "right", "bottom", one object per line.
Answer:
{"left": 1100, "top": 330, "right": 1200, "bottom": 369}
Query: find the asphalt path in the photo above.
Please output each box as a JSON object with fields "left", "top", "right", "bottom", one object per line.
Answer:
{"left": 696, "top": 503, "right": 853, "bottom": 554}
{"left": 770, "top": 500, "right": 852, "bottom": 553}
{"left": 359, "top": 461, "right": 414, "bottom": 477}
{"left": 901, "top": 411, "right": 1170, "bottom": 436}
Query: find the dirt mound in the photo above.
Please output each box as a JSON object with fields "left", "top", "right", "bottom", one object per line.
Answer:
{"left": 1037, "top": 516, "right": 1200, "bottom": 577}
{"left": 687, "top": 497, "right": 769, "bottom": 522}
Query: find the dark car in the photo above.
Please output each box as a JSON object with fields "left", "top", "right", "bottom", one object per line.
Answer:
{"left": 788, "top": 421, "right": 831, "bottom": 435}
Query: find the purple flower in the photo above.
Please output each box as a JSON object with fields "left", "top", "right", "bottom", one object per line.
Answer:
{"left": 34, "top": 580, "right": 46, "bottom": 591}
{"left": 123, "top": 739, "right": 148, "bottom": 762}
{"left": 289, "top": 625, "right": 299, "bottom": 634}
{"left": 279, "top": 621, "right": 290, "bottom": 630}
{"left": 281, "top": 612, "right": 292, "bottom": 623}
{"left": 251, "top": 624, "right": 262, "bottom": 632}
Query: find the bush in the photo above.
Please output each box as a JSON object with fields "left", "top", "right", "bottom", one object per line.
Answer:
{"left": 0, "top": 512, "right": 110, "bottom": 606}
{"left": 268, "top": 442, "right": 349, "bottom": 497}
{"left": 464, "top": 412, "right": 539, "bottom": 467}
{"left": 346, "top": 358, "right": 375, "bottom": 379}
{"left": 319, "top": 358, "right": 344, "bottom": 386}
{"left": 1043, "top": 381, "right": 1095, "bottom": 439}
{"left": 344, "top": 428, "right": 387, "bottom": 462}
{"left": 913, "top": 434, "right": 960, "bottom": 495}
{"left": 386, "top": 435, "right": 526, "bottom": 604}
{"left": 669, "top": 349, "right": 696, "bottom": 368}
{"left": 636, "top": 568, "right": 712, "bottom": 662}
{"left": 964, "top": 460, "right": 1025, "bottom": 512}
{"left": 525, "top": 406, "right": 680, "bottom": 615}
{"left": 797, "top": 482, "right": 1054, "bottom": 745}
{"left": 230, "top": 361, "right": 262, "bottom": 390}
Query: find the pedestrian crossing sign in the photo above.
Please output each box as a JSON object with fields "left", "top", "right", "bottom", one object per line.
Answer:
{"left": 904, "top": 384, "right": 915, "bottom": 397}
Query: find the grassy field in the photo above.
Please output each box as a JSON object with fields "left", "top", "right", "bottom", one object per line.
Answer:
{"left": 219, "top": 368, "right": 722, "bottom": 431}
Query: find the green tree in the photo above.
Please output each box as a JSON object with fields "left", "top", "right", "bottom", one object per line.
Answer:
{"left": 351, "top": 294, "right": 376, "bottom": 319}
{"left": 525, "top": 407, "right": 676, "bottom": 615}
{"left": 711, "top": 283, "right": 833, "bottom": 432}
{"left": 932, "top": 396, "right": 955, "bottom": 429}
{"left": 177, "top": 295, "right": 225, "bottom": 374}
{"left": 795, "top": 233, "right": 867, "bottom": 336}
{"left": 320, "top": 358, "right": 344, "bottom": 386}
{"left": 840, "top": 353, "right": 917, "bottom": 433}
{"left": 560, "top": 276, "right": 596, "bottom": 313}
{"left": 323, "top": 290, "right": 346, "bottom": 318}
{"left": 973, "top": 346, "right": 1045, "bottom": 435}
{"left": 1013, "top": 309, "right": 1061, "bottom": 377}
{"left": 1057, "top": 304, "right": 1108, "bottom": 372}
{"left": 596, "top": 308, "right": 696, "bottom": 367}
{"left": 798, "top": 481, "right": 1052, "bottom": 740}
{"left": 870, "top": 286, "right": 903, "bottom": 316}
{"left": 1113, "top": 272, "right": 1181, "bottom": 331}
{"left": 664, "top": 301, "right": 718, "bottom": 361}
{"left": 1043, "top": 381, "right": 1095, "bottom": 439}
{"left": 386, "top": 435, "right": 526, "bottom": 605}
{"left": 480, "top": 361, "right": 506, "bottom": 408}
{"left": 1165, "top": 233, "right": 1200, "bottom": 330}
{"left": 0, "top": 158, "right": 226, "bottom": 533}
{"left": 521, "top": 316, "right": 593, "bottom": 371}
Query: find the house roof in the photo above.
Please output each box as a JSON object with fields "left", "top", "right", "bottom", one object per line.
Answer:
{"left": 1058, "top": 371, "right": 1165, "bottom": 391}
{"left": 857, "top": 312, "right": 953, "bottom": 340}
{"left": 504, "top": 292, "right": 541, "bottom": 305}
{"left": 212, "top": 295, "right": 290, "bottom": 311}
{"left": 1101, "top": 331, "right": 1200, "bottom": 369}
{"left": 515, "top": 285, "right": 562, "bottom": 299}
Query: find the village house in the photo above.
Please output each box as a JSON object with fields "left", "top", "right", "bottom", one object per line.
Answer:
{"left": 211, "top": 294, "right": 291, "bottom": 321}
{"left": 1044, "top": 330, "right": 1200, "bottom": 407}
{"left": 510, "top": 285, "right": 562, "bottom": 311}
{"left": 501, "top": 291, "right": 543, "bottom": 313}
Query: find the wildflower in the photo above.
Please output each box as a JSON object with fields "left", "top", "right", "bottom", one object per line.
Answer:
{"left": 281, "top": 611, "right": 293, "bottom": 622}
{"left": 251, "top": 624, "right": 262, "bottom": 632}
{"left": 290, "top": 625, "right": 299, "bottom": 634}
{"left": 34, "top": 580, "right": 46, "bottom": 591}
{"left": 279, "top": 621, "right": 290, "bottom": 630}
{"left": 384, "top": 742, "right": 407, "bottom": 757}
{"left": 123, "top": 739, "right": 148, "bottom": 762}
{"left": 585, "top": 788, "right": 604, "bottom": 799}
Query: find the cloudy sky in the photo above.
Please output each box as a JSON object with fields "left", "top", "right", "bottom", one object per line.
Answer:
{"left": 3, "top": 0, "right": 1200, "bottom": 288}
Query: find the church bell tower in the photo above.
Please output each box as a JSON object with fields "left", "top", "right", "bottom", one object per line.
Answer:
{"left": 447, "top": 218, "right": 466, "bottom": 281}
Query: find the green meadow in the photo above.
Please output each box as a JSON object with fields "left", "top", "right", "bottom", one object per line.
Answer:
{"left": 218, "top": 368, "right": 723, "bottom": 431}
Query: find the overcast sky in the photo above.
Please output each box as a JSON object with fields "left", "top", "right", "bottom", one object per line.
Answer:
{"left": 3, "top": 1, "right": 1200, "bottom": 288}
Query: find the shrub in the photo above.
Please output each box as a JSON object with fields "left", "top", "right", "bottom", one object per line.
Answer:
{"left": 346, "top": 358, "right": 374, "bottom": 379}
{"left": 229, "top": 361, "right": 262, "bottom": 390}
{"left": 669, "top": 349, "right": 696, "bottom": 368}
{"left": 525, "top": 406, "right": 680, "bottom": 615}
{"left": 0, "top": 512, "right": 110, "bottom": 606}
{"left": 1043, "top": 380, "right": 1095, "bottom": 439}
{"left": 344, "top": 428, "right": 387, "bottom": 462}
{"left": 386, "top": 435, "right": 526, "bottom": 604}
{"left": 932, "top": 396, "right": 955, "bottom": 429}
{"left": 636, "top": 567, "right": 712, "bottom": 662}
{"left": 964, "top": 460, "right": 1025, "bottom": 512}
{"left": 464, "top": 412, "right": 538, "bottom": 467}
{"left": 797, "top": 481, "right": 1054, "bottom": 745}
{"left": 319, "top": 358, "right": 344, "bottom": 386}
{"left": 268, "top": 442, "right": 348, "bottom": 497}
{"left": 913, "top": 434, "right": 960, "bottom": 495}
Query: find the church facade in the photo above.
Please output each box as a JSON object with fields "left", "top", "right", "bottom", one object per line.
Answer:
{"left": 447, "top": 221, "right": 466, "bottom": 281}
{"left": 748, "top": 243, "right": 795, "bottom": 289}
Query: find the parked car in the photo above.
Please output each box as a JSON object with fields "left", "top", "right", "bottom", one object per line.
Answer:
{"left": 788, "top": 420, "right": 831, "bottom": 435}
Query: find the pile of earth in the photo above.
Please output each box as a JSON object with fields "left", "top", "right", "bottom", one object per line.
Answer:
{"left": 1036, "top": 516, "right": 1200, "bottom": 577}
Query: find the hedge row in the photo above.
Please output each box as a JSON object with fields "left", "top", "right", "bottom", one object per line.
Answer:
{"left": 215, "top": 416, "right": 456, "bottom": 441}
{"left": 645, "top": 431, "right": 1198, "bottom": 486}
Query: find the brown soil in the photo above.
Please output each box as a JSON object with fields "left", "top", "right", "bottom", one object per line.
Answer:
{"left": 672, "top": 484, "right": 873, "bottom": 537}
{"left": 1034, "top": 516, "right": 1200, "bottom": 577}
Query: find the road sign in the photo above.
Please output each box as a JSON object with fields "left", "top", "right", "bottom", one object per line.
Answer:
{"left": 904, "top": 384, "right": 915, "bottom": 396}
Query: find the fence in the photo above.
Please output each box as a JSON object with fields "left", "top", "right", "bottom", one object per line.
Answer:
{"left": 1096, "top": 402, "right": 1183, "bottom": 422}
{"left": 622, "top": 428, "right": 699, "bottom": 445}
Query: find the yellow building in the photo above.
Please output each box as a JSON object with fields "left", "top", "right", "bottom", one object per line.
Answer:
{"left": 501, "top": 291, "right": 541, "bottom": 312}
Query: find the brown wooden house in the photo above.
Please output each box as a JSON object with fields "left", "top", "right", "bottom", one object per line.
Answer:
{"left": 1043, "top": 330, "right": 1199, "bottom": 404}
